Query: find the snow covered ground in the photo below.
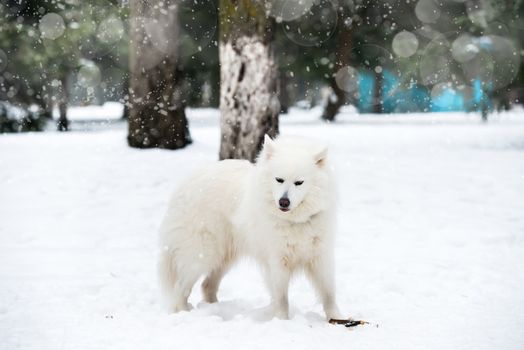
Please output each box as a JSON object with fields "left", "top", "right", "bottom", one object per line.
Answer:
{"left": 1, "top": 108, "right": 524, "bottom": 350}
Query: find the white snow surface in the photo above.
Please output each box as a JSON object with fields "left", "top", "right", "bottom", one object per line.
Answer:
{"left": 1, "top": 108, "right": 524, "bottom": 350}
{"left": 52, "top": 102, "right": 124, "bottom": 121}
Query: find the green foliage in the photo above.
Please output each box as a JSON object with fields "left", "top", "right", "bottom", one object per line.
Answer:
{"left": 0, "top": 1, "right": 128, "bottom": 110}
{"left": 218, "top": 0, "right": 270, "bottom": 42}
{"left": 0, "top": 101, "right": 45, "bottom": 132}
{"left": 178, "top": 0, "right": 219, "bottom": 107}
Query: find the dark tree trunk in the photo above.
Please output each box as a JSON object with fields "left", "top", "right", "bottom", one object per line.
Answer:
{"left": 121, "top": 73, "right": 129, "bottom": 120}
{"left": 322, "top": 9, "right": 354, "bottom": 122}
{"left": 480, "top": 86, "right": 491, "bottom": 122}
{"left": 127, "top": 0, "right": 191, "bottom": 149}
{"left": 218, "top": 0, "right": 279, "bottom": 162}
{"left": 322, "top": 78, "right": 346, "bottom": 122}
{"left": 279, "top": 71, "right": 290, "bottom": 114}
{"left": 57, "top": 75, "right": 69, "bottom": 131}
{"left": 373, "top": 70, "right": 383, "bottom": 114}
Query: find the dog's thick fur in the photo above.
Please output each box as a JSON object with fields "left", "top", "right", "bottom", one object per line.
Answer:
{"left": 158, "top": 135, "right": 341, "bottom": 320}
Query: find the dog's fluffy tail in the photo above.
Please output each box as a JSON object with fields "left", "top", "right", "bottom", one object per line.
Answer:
{"left": 158, "top": 249, "right": 177, "bottom": 302}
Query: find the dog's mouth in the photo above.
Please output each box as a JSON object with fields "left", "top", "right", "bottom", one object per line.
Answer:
{"left": 279, "top": 207, "right": 290, "bottom": 212}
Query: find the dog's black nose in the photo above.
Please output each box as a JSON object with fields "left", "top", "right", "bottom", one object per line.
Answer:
{"left": 279, "top": 197, "right": 290, "bottom": 208}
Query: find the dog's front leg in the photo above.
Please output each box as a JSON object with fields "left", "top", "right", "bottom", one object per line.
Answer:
{"left": 306, "top": 256, "right": 342, "bottom": 320}
{"left": 265, "top": 261, "right": 291, "bottom": 319}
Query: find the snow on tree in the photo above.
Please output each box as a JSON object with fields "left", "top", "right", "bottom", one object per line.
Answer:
{"left": 218, "top": 0, "right": 279, "bottom": 162}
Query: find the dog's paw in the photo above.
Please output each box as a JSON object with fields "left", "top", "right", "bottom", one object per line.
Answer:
{"left": 173, "top": 302, "right": 193, "bottom": 313}
{"left": 325, "top": 307, "right": 343, "bottom": 321}
{"left": 273, "top": 309, "right": 290, "bottom": 320}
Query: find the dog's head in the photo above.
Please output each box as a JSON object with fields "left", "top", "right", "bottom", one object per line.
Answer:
{"left": 257, "top": 135, "right": 334, "bottom": 222}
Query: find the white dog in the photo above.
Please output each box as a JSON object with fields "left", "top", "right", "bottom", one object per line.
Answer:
{"left": 158, "top": 135, "right": 342, "bottom": 320}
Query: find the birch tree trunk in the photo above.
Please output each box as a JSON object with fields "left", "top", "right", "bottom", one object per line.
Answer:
{"left": 218, "top": 0, "right": 279, "bottom": 162}
{"left": 127, "top": 0, "right": 191, "bottom": 149}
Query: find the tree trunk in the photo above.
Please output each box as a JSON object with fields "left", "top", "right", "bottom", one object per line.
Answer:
{"left": 279, "top": 71, "right": 290, "bottom": 114}
{"left": 127, "top": 0, "right": 191, "bottom": 149}
{"left": 57, "top": 75, "right": 69, "bottom": 131}
{"left": 218, "top": 0, "right": 279, "bottom": 162}
{"left": 121, "top": 72, "right": 129, "bottom": 120}
{"left": 373, "top": 70, "right": 383, "bottom": 114}
{"left": 322, "top": 9, "right": 354, "bottom": 122}
{"left": 322, "top": 78, "right": 346, "bottom": 122}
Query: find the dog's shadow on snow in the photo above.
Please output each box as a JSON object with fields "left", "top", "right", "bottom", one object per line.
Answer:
{"left": 197, "top": 300, "right": 272, "bottom": 322}
{"left": 183, "top": 300, "right": 326, "bottom": 324}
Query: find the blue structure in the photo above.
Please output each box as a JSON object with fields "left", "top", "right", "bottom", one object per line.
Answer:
{"left": 358, "top": 71, "right": 375, "bottom": 113}
{"left": 430, "top": 88, "right": 464, "bottom": 112}
{"left": 355, "top": 69, "right": 492, "bottom": 114}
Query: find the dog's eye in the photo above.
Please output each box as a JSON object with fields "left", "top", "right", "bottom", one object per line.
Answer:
{"left": 294, "top": 181, "right": 304, "bottom": 186}
{"left": 275, "top": 177, "right": 284, "bottom": 183}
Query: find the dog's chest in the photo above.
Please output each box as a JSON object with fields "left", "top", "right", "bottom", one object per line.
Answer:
{"left": 276, "top": 220, "right": 324, "bottom": 268}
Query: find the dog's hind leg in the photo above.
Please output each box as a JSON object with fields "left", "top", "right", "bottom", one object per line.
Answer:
{"left": 201, "top": 230, "right": 236, "bottom": 303}
{"left": 201, "top": 266, "right": 226, "bottom": 303}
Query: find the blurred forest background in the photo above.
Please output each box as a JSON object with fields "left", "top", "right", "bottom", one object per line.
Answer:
{"left": 1, "top": 0, "right": 523, "bottom": 158}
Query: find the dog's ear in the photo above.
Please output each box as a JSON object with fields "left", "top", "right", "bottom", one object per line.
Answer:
{"left": 264, "top": 134, "right": 274, "bottom": 145}
{"left": 263, "top": 134, "right": 275, "bottom": 159}
{"left": 314, "top": 147, "right": 328, "bottom": 167}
